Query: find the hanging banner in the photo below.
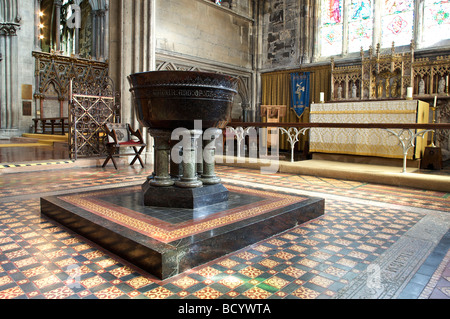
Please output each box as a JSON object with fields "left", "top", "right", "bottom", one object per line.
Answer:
{"left": 290, "top": 72, "right": 310, "bottom": 118}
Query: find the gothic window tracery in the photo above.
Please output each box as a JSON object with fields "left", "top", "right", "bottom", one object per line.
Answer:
{"left": 320, "top": 0, "right": 344, "bottom": 56}
{"left": 348, "top": 0, "right": 374, "bottom": 53}
{"left": 319, "top": 0, "right": 450, "bottom": 58}
{"left": 381, "top": 0, "right": 414, "bottom": 48}
{"left": 422, "top": 0, "right": 450, "bottom": 47}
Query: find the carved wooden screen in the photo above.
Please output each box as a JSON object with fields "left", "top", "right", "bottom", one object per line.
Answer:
{"left": 69, "top": 77, "right": 120, "bottom": 159}
{"left": 331, "top": 42, "right": 450, "bottom": 101}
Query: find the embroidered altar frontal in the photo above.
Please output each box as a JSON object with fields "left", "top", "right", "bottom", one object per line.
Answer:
{"left": 310, "top": 100, "right": 429, "bottom": 159}
{"left": 40, "top": 184, "right": 324, "bottom": 280}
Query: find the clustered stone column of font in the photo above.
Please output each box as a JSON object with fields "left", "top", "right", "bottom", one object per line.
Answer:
{"left": 148, "top": 128, "right": 222, "bottom": 189}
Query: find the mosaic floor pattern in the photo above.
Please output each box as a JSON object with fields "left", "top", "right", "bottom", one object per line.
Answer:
{"left": 0, "top": 165, "right": 449, "bottom": 300}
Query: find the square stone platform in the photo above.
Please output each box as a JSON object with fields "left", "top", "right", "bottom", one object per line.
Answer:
{"left": 40, "top": 183, "right": 324, "bottom": 280}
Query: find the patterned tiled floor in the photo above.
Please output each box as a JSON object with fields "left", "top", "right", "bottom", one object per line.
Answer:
{"left": 0, "top": 164, "right": 449, "bottom": 300}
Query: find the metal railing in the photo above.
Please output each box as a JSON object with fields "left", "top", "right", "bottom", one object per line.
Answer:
{"left": 225, "top": 122, "right": 450, "bottom": 173}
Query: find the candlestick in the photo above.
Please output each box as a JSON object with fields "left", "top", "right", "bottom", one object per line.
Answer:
{"left": 447, "top": 76, "right": 449, "bottom": 95}
{"left": 406, "top": 87, "right": 413, "bottom": 100}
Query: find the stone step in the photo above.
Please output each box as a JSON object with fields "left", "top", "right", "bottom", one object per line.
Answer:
{"left": 10, "top": 136, "right": 40, "bottom": 144}
{"left": 22, "top": 133, "right": 69, "bottom": 142}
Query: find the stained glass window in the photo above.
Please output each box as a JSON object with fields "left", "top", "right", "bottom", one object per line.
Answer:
{"left": 381, "top": 0, "right": 414, "bottom": 48}
{"left": 348, "top": 0, "right": 374, "bottom": 52}
{"left": 422, "top": 0, "right": 450, "bottom": 47}
{"left": 320, "top": 0, "right": 344, "bottom": 56}
{"left": 319, "top": 0, "right": 450, "bottom": 58}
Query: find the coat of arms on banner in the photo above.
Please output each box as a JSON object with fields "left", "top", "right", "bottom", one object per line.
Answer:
{"left": 290, "top": 72, "right": 310, "bottom": 118}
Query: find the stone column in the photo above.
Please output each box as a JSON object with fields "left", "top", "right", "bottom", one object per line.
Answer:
{"left": 0, "top": 22, "right": 19, "bottom": 131}
{"left": 54, "top": 0, "right": 62, "bottom": 52}
{"left": 196, "top": 134, "right": 203, "bottom": 178}
{"left": 109, "top": 0, "right": 156, "bottom": 127}
{"left": 34, "top": 0, "right": 42, "bottom": 50}
{"left": 175, "top": 129, "right": 203, "bottom": 188}
{"left": 201, "top": 128, "right": 221, "bottom": 185}
{"left": 149, "top": 129, "right": 174, "bottom": 187}
{"left": 92, "top": 9, "right": 106, "bottom": 59}
{"left": 170, "top": 141, "right": 183, "bottom": 180}
{"left": 98, "top": 10, "right": 106, "bottom": 59}
{"left": 92, "top": 10, "right": 97, "bottom": 58}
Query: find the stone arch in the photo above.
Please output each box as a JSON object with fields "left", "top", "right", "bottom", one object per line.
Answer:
{"left": 42, "top": 78, "right": 63, "bottom": 99}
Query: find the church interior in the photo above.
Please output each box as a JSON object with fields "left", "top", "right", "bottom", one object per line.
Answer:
{"left": 0, "top": 0, "right": 449, "bottom": 302}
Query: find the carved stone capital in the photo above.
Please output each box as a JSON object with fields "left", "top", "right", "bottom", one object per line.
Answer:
{"left": 0, "top": 23, "right": 20, "bottom": 36}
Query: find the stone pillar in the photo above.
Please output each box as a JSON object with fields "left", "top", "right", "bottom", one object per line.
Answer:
{"left": 92, "top": 9, "right": 106, "bottom": 59}
{"left": 0, "top": 23, "right": 19, "bottom": 131}
{"left": 175, "top": 129, "right": 203, "bottom": 188}
{"left": 34, "top": 0, "right": 42, "bottom": 50}
{"left": 201, "top": 128, "right": 221, "bottom": 185}
{"left": 54, "top": 0, "right": 62, "bottom": 52}
{"left": 92, "top": 10, "right": 97, "bottom": 58}
{"left": 148, "top": 129, "right": 174, "bottom": 187}
{"left": 103, "top": 4, "right": 110, "bottom": 62}
{"left": 170, "top": 141, "right": 183, "bottom": 180}
{"left": 196, "top": 134, "right": 203, "bottom": 178}
{"left": 98, "top": 10, "right": 105, "bottom": 59}
{"left": 109, "top": 0, "right": 156, "bottom": 125}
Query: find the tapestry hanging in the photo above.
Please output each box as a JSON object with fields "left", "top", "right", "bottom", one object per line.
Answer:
{"left": 290, "top": 72, "right": 310, "bottom": 118}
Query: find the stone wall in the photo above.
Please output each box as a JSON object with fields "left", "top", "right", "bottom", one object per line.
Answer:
{"left": 260, "top": 0, "right": 317, "bottom": 72}
{"left": 109, "top": 0, "right": 256, "bottom": 163}
{"left": 155, "top": 0, "right": 253, "bottom": 70}
{"left": 109, "top": 0, "right": 255, "bottom": 127}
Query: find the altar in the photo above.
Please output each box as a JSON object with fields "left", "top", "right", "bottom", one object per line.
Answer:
{"left": 309, "top": 100, "right": 430, "bottom": 160}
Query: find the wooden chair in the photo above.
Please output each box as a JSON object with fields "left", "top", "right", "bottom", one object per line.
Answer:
{"left": 102, "top": 123, "right": 146, "bottom": 169}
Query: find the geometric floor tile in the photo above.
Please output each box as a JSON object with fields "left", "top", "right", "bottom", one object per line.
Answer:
{"left": 0, "top": 165, "right": 448, "bottom": 302}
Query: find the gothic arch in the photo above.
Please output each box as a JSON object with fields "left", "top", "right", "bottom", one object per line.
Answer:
{"left": 42, "top": 79, "right": 63, "bottom": 99}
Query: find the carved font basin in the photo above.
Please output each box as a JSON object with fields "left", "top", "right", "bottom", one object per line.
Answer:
{"left": 128, "top": 71, "right": 238, "bottom": 130}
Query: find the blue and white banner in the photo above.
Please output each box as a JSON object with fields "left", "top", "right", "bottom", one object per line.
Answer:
{"left": 290, "top": 72, "right": 310, "bottom": 118}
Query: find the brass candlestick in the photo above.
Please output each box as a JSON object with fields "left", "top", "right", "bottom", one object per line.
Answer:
{"left": 429, "top": 96, "right": 437, "bottom": 147}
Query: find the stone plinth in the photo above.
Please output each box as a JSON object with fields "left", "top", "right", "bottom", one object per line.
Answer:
{"left": 142, "top": 182, "right": 229, "bottom": 209}
{"left": 41, "top": 184, "right": 324, "bottom": 280}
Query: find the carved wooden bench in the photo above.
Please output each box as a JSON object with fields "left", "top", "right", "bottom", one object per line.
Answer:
{"left": 102, "top": 123, "right": 146, "bottom": 169}
{"left": 33, "top": 117, "right": 69, "bottom": 135}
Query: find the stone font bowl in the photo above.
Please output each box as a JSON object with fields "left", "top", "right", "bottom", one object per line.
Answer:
{"left": 128, "top": 71, "right": 238, "bottom": 130}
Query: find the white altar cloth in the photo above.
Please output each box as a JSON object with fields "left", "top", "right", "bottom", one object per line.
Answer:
{"left": 309, "top": 100, "right": 429, "bottom": 159}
